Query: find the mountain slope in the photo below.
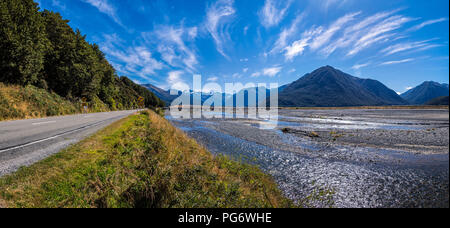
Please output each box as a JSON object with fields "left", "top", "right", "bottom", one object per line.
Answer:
{"left": 401, "top": 81, "right": 449, "bottom": 105}
{"left": 279, "top": 66, "right": 408, "bottom": 107}
{"left": 425, "top": 96, "right": 449, "bottom": 105}
{"left": 142, "top": 84, "right": 178, "bottom": 106}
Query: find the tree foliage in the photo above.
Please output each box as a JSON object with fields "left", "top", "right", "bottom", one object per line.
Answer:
{"left": 0, "top": 0, "right": 164, "bottom": 109}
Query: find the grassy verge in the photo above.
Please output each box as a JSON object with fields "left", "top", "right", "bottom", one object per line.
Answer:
{"left": 0, "top": 83, "right": 83, "bottom": 121}
{"left": 0, "top": 110, "right": 294, "bottom": 208}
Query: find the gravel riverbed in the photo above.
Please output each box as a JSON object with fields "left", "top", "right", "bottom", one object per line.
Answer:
{"left": 167, "top": 108, "right": 449, "bottom": 208}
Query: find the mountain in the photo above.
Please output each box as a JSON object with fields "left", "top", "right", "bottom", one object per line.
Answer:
{"left": 142, "top": 84, "right": 218, "bottom": 106}
{"left": 425, "top": 96, "right": 449, "bottom": 105}
{"left": 278, "top": 66, "right": 408, "bottom": 107}
{"left": 143, "top": 83, "right": 288, "bottom": 107}
{"left": 401, "top": 81, "right": 449, "bottom": 105}
{"left": 142, "top": 84, "right": 178, "bottom": 105}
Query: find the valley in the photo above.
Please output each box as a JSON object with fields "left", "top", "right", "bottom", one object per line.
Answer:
{"left": 168, "top": 108, "right": 449, "bottom": 208}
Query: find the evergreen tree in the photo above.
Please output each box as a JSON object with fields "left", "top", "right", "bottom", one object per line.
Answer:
{"left": 0, "top": 0, "right": 164, "bottom": 109}
{"left": 0, "top": 0, "right": 47, "bottom": 85}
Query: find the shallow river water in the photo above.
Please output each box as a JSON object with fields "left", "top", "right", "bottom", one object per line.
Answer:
{"left": 166, "top": 110, "right": 449, "bottom": 208}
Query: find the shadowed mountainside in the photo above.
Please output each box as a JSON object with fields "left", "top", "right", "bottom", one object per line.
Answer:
{"left": 278, "top": 66, "right": 408, "bottom": 107}
{"left": 401, "top": 81, "right": 449, "bottom": 105}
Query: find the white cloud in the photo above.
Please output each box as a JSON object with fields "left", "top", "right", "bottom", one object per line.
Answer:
{"left": 270, "top": 14, "right": 305, "bottom": 54}
{"left": 380, "top": 58, "right": 415, "bottom": 65}
{"left": 188, "top": 27, "right": 198, "bottom": 39}
{"left": 352, "top": 62, "right": 370, "bottom": 70}
{"left": 315, "top": 0, "right": 351, "bottom": 11}
{"left": 408, "top": 18, "right": 448, "bottom": 32}
{"left": 167, "top": 71, "right": 187, "bottom": 91}
{"left": 207, "top": 76, "right": 219, "bottom": 82}
{"left": 263, "top": 66, "right": 282, "bottom": 77}
{"left": 322, "top": 10, "right": 398, "bottom": 56}
{"left": 347, "top": 15, "right": 414, "bottom": 56}
{"left": 283, "top": 27, "right": 322, "bottom": 60}
{"left": 251, "top": 72, "right": 261, "bottom": 78}
{"left": 52, "top": 0, "right": 66, "bottom": 10}
{"left": 259, "top": 0, "right": 292, "bottom": 28}
{"left": 243, "top": 68, "right": 249, "bottom": 73}
{"left": 310, "top": 12, "right": 360, "bottom": 50}
{"left": 100, "top": 34, "right": 163, "bottom": 80}
{"left": 276, "top": 9, "right": 415, "bottom": 59}
{"left": 150, "top": 25, "right": 199, "bottom": 72}
{"left": 205, "top": 0, "right": 236, "bottom": 59}
{"left": 380, "top": 39, "right": 441, "bottom": 56}
{"left": 82, "top": 0, "right": 122, "bottom": 26}
{"left": 284, "top": 39, "right": 310, "bottom": 61}
{"left": 240, "top": 58, "right": 249, "bottom": 62}
{"left": 243, "top": 26, "right": 250, "bottom": 35}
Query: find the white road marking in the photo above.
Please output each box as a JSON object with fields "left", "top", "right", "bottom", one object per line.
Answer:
{"left": 32, "top": 121, "right": 57, "bottom": 126}
{"left": 0, "top": 113, "right": 131, "bottom": 154}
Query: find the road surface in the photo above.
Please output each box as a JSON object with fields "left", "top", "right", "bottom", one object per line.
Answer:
{"left": 0, "top": 110, "right": 138, "bottom": 176}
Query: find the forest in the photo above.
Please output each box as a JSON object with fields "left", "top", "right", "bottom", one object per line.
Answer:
{"left": 0, "top": 0, "right": 164, "bottom": 111}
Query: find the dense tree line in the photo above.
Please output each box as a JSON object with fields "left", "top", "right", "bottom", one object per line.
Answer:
{"left": 0, "top": 0, "right": 164, "bottom": 109}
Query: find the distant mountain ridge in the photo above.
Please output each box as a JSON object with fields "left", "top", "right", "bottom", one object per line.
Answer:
{"left": 144, "top": 66, "right": 446, "bottom": 107}
{"left": 401, "top": 81, "right": 449, "bottom": 105}
{"left": 142, "top": 83, "right": 287, "bottom": 107}
{"left": 278, "top": 66, "right": 408, "bottom": 107}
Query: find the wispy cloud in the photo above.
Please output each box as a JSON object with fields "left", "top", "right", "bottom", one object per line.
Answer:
{"left": 207, "top": 76, "right": 219, "bottom": 82}
{"left": 82, "top": 0, "right": 122, "bottom": 26}
{"left": 352, "top": 62, "right": 370, "bottom": 70}
{"left": 252, "top": 66, "right": 282, "bottom": 77}
{"left": 205, "top": 0, "right": 236, "bottom": 59}
{"left": 282, "top": 26, "right": 322, "bottom": 60}
{"left": 314, "top": 0, "right": 351, "bottom": 11}
{"left": 251, "top": 72, "right": 261, "bottom": 78}
{"left": 99, "top": 34, "right": 164, "bottom": 81}
{"left": 259, "top": 0, "right": 292, "bottom": 28}
{"left": 380, "top": 39, "right": 441, "bottom": 56}
{"left": 310, "top": 12, "right": 360, "bottom": 50}
{"left": 380, "top": 58, "right": 415, "bottom": 65}
{"left": 149, "top": 25, "right": 199, "bottom": 72}
{"left": 322, "top": 9, "right": 398, "bottom": 56}
{"left": 347, "top": 15, "right": 414, "bottom": 56}
{"left": 408, "top": 18, "right": 448, "bottom": 32}
{"left": 270, "top": 13, "right": 305, "bottom": 54}
{"left": 51, "top": 0, "right": 66, "bottom": 10}
{"left": 275, "top": 9, "right": 417, "bottom": 60}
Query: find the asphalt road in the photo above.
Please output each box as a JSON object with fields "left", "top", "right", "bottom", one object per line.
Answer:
{"left": 0, "top": 110, "right": 138, "bottom": 176}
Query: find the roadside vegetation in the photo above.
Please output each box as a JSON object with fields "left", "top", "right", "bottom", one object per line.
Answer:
{"left": 0, "top": 110, "right": 296, "bottom": 208}
{"left": 0, "top": 83, "right": 83, "bottom": 121}
{"left": 1, "top": 0, "right": 164, "bottom": 119}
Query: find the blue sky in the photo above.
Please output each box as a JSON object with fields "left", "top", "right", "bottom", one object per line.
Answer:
{"left": 35, "top": 0, "right": 449, "bottom": 94}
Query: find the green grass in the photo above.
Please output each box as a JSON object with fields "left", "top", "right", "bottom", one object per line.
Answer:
{"left": 0, "top": 110, "right": 301, "bottom": 208}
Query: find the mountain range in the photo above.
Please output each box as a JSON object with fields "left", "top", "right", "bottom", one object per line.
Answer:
{"left": 401, "top": 81, "right": 449, "bottom": 105}
{"left": 143, "top": 66, "right": 448, "bottom": 107}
